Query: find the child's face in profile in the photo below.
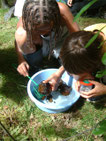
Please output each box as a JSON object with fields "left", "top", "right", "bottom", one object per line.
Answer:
{"left": 70, "top": 73, "right": 94, "bottom": 81}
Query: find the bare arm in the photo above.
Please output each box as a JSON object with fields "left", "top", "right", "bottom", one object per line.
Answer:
{"left": 44, "top": 66, "right": 65, "bottom": 91}
{"left": 58, "top": 2, "right": 80, "bottom": 33}
{"left": 17, "top": 17, "right": 23, "bottom": 29}
{"left": 15, "top": 26, "right": 29, "bottom": 77}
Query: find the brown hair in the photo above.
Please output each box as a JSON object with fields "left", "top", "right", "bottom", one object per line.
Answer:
{"left": 60, "top": 31, "right": 104, "bottom": 74}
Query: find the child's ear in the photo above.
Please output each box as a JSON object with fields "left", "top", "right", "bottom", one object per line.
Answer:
{"left": 93, "top": 29, "right": 104, "bottom": 36}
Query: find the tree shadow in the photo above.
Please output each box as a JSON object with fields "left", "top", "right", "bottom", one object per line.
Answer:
{"left": 91, "top": 97, "right": 106, "bottom": 110}
{"left": 0, "top": 48, "right": 61, "bottom": 104}
{"left": 0, "top": 48, "right": 28, "bottom": 104}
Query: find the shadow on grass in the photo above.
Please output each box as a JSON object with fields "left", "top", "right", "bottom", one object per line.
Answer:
{"left": 91, "top": 97, "right": 106, "bottom": 109}
{"left": 0, "top": 48, "right": 60, "bottom": 104}
{"left": 36, "top": 123, "right": 76, "bottom": 139}
{"left": 0, "top": 48, "right": 28, "bottom": 104}
{"left": 66, "top": 97, "right": 85, "bottom": 113}
{"left": 0, "top": 47, "right": 105, "bottom": 110}
{"left": 66, "top": 96, "right": 106, "bottom": 114}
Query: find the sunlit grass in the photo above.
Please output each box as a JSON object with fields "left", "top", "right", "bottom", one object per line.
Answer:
{"left": 0, "top": 8, "right": 106, "bottom": 140}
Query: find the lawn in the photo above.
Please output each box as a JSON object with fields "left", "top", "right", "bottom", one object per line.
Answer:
{"left": 0, "top": 9, "right": 106, "bottom": 141}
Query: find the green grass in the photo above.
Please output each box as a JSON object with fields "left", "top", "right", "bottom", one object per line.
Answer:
{"left": 0, "top": 8, "right": 106, "bottom": 141}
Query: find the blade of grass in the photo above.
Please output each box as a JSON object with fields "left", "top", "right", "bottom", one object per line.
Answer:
{"left": 74, "top": 0, "right": 98, "bottom": 22}
{"left": 84, "top": 25, "right": 106, "bottom": 48}
{"left": 102, "top": 53, "right": 106, "bottom": 65}
{"left": 96, "top": 70, "right": 106, "bottom": 78}
{"left": 98, "top": 40, "right": 106, "bottom": 49}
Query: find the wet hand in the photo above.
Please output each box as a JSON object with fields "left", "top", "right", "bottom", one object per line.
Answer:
{"left": 43, "top": 73, "right": 61, "bottom": 91}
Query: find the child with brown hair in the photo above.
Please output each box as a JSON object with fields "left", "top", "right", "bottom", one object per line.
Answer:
{"left": 60, "top": 30, "right": 106, "bottom": 102}
{"left": 44, "top": 24, "right": 106, "bottom": 102}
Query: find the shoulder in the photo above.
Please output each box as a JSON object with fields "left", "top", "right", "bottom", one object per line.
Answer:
{"left": 57, "top": 2, "right": 74, "bottom": 25}
{"left": 15, "top": 27, "right": 27, "bottom": 47}
{"left": 57, "top": 2, "right": 80, "bottom": 32}
{"left": 57, "top": 2, "right": 71, "bottom": 15}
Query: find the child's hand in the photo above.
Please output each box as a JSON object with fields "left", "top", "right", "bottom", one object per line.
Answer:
{"left": 75, "top": 81, "right": 81, "bottom": 92}
{"left": 79, "top": 80, "right": 106, "bottom": 98}
{"left": 67, "top": 0, "right": 73, "bottom": 7}
{"left": 17, "top": 61, "right": 29, "bottom": 77}
{"left": 43, "top": 66, "right": 65, "bottom": 91}
{"left": 43, "top": 73, "right": 61, "bottom": 91}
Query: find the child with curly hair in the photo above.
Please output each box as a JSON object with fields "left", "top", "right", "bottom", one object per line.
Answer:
{"left": 15, "top": 0, "right": 79, "bottom": 77}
